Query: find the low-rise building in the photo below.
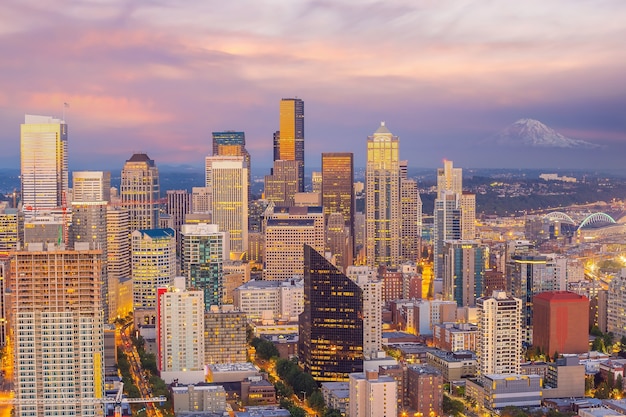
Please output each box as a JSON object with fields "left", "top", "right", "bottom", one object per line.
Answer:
{"left": 406, "top": 365, "right": 443, "bottom": 417}
{"left": 432, "top": 322, "right": 478, "bottom": 352}
{"left": 321, "top": 382, "right": 350, "bottom": 416}
{"left": 171, "top": 384, "right": 227, "bottom": 414}
{"left": 426, "top": 350, "right": 477, "bottom": 382}
{"left": 207, "top": 363, "right": 260, "bottom": 384}
{"left": 543, "top": 355, "right": 586, "bottom": 399}
{"left": 469, "top": 374, "right": 542, "bottom": 410}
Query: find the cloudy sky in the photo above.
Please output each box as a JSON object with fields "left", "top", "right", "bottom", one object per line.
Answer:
{"left": 1, "top": 0, "right": 625, "bottom": 171}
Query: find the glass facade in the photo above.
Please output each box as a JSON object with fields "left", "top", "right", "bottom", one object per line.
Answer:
{"left": 299, "top": 245, "right": 363, "bottom": 381}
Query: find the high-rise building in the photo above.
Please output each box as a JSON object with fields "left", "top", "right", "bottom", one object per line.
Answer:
{"left": 120, "top": 153, "right": 160, "bottom": 231}
{"left": 437, "top": 159, "right": 462, "bottom": 197}
{"left": 532, "top": 291, "right": 589, "bottom": 355}
{"left": 507, "top": 254, "right": 554, "bottom": 343}
{"left": 460, "top": 192, "right": 476, "bottom": 240}
{"left": 72, "top": 171, "right": 111, "bottom": 202}
{"left": 264, "top": 160, "right": 300, "bottom": 207}
{"left": 321, "top": 152, "right": 354, "bottom": 234}
{"left": 204, "top": 305, "right": 247, "bottom": 364}
{"left": 131, "top": 228, "right": 176, "bottom": 324}
{"left": 20, "top": 115, "right": 68, "bottom": 213}
{"left": 365, "top": 122, "right": 400, "bottom": 268}
{"left": 442, "top": 240, "right": 487, "bottom": 307}
{"left": 608, "top": 271, "right": 626, "bottom": 340}
{"left": 326, "top": 212, "right": 352, "bottom": 271}
{"left": 166, "top": 189, "right": 192, "bottom": 256}
{"left": 212, "top": 131, "right": 252, "bottom": 200}
{"left": 70, "top": 171, "right": 110, "bottom": 320}
{"left": 157, "top": 277, "right": 205, "bottom": 383}
{"left": 322, "top": 153, "right": 354, "bottom": 269}
{"left": 0, "top": 202, "right": 22, "bottom": 252}
{"left": 10, "top": 247, "right": 103, "bottom": 417}
{"left": 400, "top": 162, "right": 422, "bottom": 264}
{"left": 433, "top": 192, "right": 461, "bottom": 279}
{"left": 277, "top": 98, "right": 305, "bottom": 192}
{"left": 181, "top": 223, "right": 227, "bottom": 309}
{"left": 354, "top": 273, "right": 383, "bottom": 359}
{"left": 106, "top": 206, "right": 130, "bottom": 322}
{"left": 263, "top": 206, "right": 325, "bottom": 281}
{"left": 191, "top": 186, "right": 212, "bottom": 214}
{"left": 348, "top": 370, "right": 397, "bottom": 417}
{"left": 232, "top": 278, "right": 304, "bottom": 321}
{"left": 477, "top": 291, "right": 523, "bottom": 378}
{"left": 0, "top": 257, "right": 8, "bottom": 348}
{"left": 311, "top": 171, "right": 322, "bottom": 194}
{"left": 205, "top": 155, "right": 248, "bottom": 258}
{"left": 299, "top": 245, "right": 363, "bottom": 381}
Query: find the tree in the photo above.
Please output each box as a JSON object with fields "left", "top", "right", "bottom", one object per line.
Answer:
{"left": 590, "top": 325, "right": 603, "bottom": 337}
{"left": 616, "top": 374, "right": 623, "bottom": 392}
{"left": 307, "top": 390, "right": 325, "bottom": 414}
{"left": 324, "top": 409, "right": 343, "bottom": 417}
{"left": 443, "top": 394, "right": 465, "bottom": 417}
{"left": 275, "top": 381, "right": 294, "bottom": 399}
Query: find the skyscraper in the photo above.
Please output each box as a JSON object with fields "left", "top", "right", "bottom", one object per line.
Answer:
{"left": 433, "top": 192, "right": 461, "bottom": 279}
{"left": 322, "top": 153, "right": 354, "bottom": 260}
{"left": 437, "top": 159, "right": 462, "bottom": 197}
{"left": 120, "top": 153, "right": 160, "bottom": 231}
{"left": 263, "top": 206, "right": 325, "bottom": 281}
{"left": 212, "top": 131, "right": 252, "bottom": 199}
{"left": 166, "top": 189, "right": 192, "bottom": 256}
{"left": 205, "top": 155, "right": 248, "bottom": 258}
{"left": 131, "top": 228, "right": 176, "bottom": 324}
{"left": 181, "top": 223, "right": 228, "bottom": 309}
{"left": 70, "top": 171, "right": 110, "bottom": 320}
{"left": 20, "top": 115, "right": 68, "bottom": 212}
{"left": 264, "top": 159, "right": 300, "bottom": 207}
{"left": 349, "top": 370, "right": 397, "bottom": 417}
{"left": 400, "top": 161, "right": 422, "bottom": 264}
{"left": 365, "top": 122, "right": 400, "bottom": 268}
{"left": 10, "top": 247, "right": 104, "bottom": 416}
{"left": 277, "top": 98, "right": 305, "bottom": 192}
{"left": 477, "top": 291, "right": 523, "bottom": 378}
{"left": 442, "top": 240, "right": 487, "bottom": 307}
{"left": 157, "top": 277, "right": 205, "bottom": 382}
{"left": 106, "top": 206, "right": 130, "bottom": 321}
{"left": 299, "top": 245, "right": 363, "bottom": 382}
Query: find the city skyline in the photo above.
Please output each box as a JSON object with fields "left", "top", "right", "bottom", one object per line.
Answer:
{"left": 1, "top": 1, "right": 625, "bottom": 170}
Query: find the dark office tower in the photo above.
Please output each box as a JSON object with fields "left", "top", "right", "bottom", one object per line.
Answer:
{"left": 212, "top": 131, "right": 252, "bottom": 199}
{"left": 322, "top": 152, "right": 354, "bottom": 237}
{"left": 166, "top": 190, "right": 192, "bottom": 257}
{"left": 272, "top": 131, "right": 281, "bottom": 161}
{"left": 299, "top": 245, "right": 363, "bottom": 382}
{"left": 120, "top": 153, "right": 160, "bottom": 231}
{"left": 277, "top": 98, "right": 304, "bottom": 192}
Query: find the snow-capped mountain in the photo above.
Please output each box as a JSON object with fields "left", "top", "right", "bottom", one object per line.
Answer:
{"left": 491, "top": 119, "right": 601, "bottom": 148}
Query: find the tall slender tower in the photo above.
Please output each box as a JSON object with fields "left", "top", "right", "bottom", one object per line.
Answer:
{"left": 400, "top": 160, "right": 422, "bottom": 264}
{"left": 277, "top": 98, "right": 305, "bottom": 192}
{"left": 205, "top": 155, "right": 248, "bottom": 258}
{"left": 70, "top": 171, "right": 110, "bottom": 320}
{"left": 10, "top": 247, "right": 104, "bottom": 417}
{"left": 181, "top": 223, "right": 228, "bottom": 309}
{"left": 477, "top": 290, "right": 523, "bottom": 379}
{"left": 365, "top": 122, "right": 400, "bottom": 268}
{"left": 120, "top": 153, "right": 160, "bottom": 231}
{"left": 20, "top": 115, "right": 68, "bottom": 212}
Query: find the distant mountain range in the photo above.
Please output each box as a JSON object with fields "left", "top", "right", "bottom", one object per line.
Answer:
{"left": 489, "top": 118, "right": 602, "bottom": 149}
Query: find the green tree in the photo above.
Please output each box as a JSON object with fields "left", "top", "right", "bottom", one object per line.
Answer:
{"left": 616, "top": 374, "right": 623, "bottom": 392}
{"left": 443, "top": 394, "right": 465, "bottom": 417}
{"left": 595, "top": 382, "right": 611, "bottom": 399}
{"left": 292, "top": 372, "right": 318, "bottom": 397}
{"left": 275, "top": 381, "right": 294, "bottom": 399}
{"left": 324, "top": 409, "right": 343, "bottom": 417}
{"left": 590, "top": 325, "right": 603, "bottom": 337}
{"left": 308, "top": 390, "right": 325, "bottom": 414}
{"left": 604, "top": 332, "right": 615, "bottom": 351}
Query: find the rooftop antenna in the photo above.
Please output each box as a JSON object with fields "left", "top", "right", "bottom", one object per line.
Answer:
{"left": 62, "top": 102, "right": 69, "bottom": 122}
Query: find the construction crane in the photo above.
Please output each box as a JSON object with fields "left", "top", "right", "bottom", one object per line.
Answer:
{"left": 0, "top": 383, "right": 167, "bottom": 417}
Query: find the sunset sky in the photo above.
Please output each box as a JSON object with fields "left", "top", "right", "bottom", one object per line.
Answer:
{"left": 1, "top": 0, "right": 625, "bottom": 171}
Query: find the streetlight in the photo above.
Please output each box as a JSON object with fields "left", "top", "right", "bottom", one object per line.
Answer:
{"left": 301, "top": 391, "right": 307, "bottom": 403}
